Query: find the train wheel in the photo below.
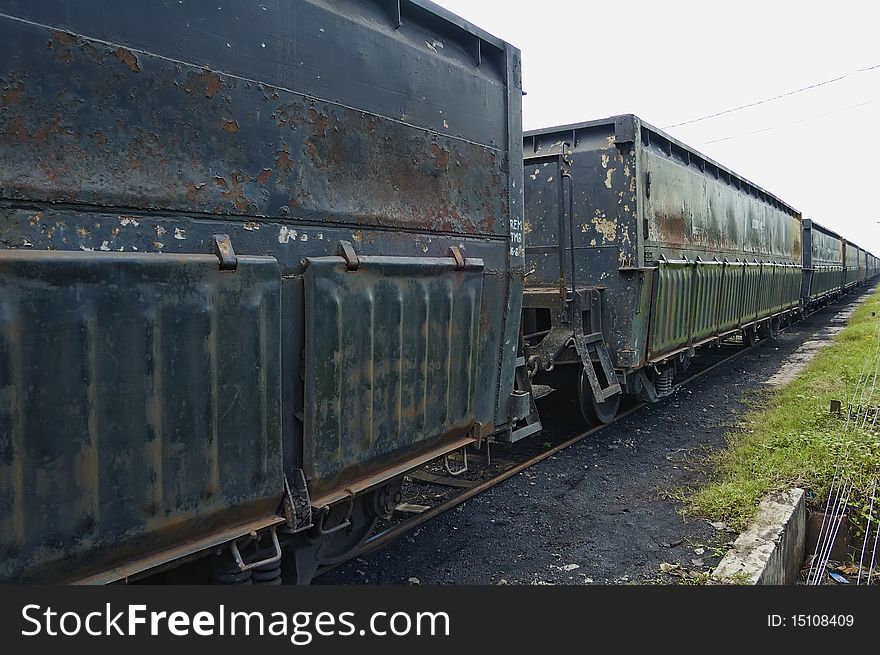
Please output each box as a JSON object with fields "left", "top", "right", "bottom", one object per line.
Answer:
{"left": 577, "top": 365, "right": 620, "bottom": 425}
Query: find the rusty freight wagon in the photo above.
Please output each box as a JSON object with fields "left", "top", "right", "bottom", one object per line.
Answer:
{"left": 520, "top": 115, "right": 802, "bottom": 424}
{"left": 0, "top": 0, "right": 527, "bottom": 583}
{"left": 801, "top": 219, "right": 845, "bottom": 307}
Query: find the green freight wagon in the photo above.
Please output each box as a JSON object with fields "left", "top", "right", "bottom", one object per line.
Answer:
{"left": 520, "top": 115, "right": 802, "bottom": 424}
{"left": 801, "top": 219, "right": 845, "bottom": 306}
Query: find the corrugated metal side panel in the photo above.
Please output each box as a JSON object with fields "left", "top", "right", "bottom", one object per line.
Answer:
{"left": 741, "top": 263, "right": 761, "bottom": 324}
{"left": 756, "top": 263, "right": 771, "bottom": 318}
{"left": 763, "top": 263, "right": 780, "bottom": 316}
{"left": 810, "top": 266, "right": 843, "bottom": 300}
{"left": 649, "top": 261, "right": 692, "bottom": 357}
{"left": 303, "top": 255, "right": 484, "bottom": 500}
{"left": 718, "top": 263, "right": 743, "bottom": 333}
{"left": 845, "top": 242, "right": 859, "bottom": 286}
{"left": 691, "top": 262, "right": 722, "bottom": 342}
{"left": 784, "top": 264, "right": 801, "bottom": 309}
{"left": 0, "top": 250, "right": 282, "bottom": 582}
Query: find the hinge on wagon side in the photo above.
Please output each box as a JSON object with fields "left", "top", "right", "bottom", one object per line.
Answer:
{"left": 449, "top": 245, "right": 466, "bottom": 270}
{"left": 212, "top": 234, "right": 238, "bottom": 270}
{"left": 283, "top": 470, "right": 313, "bottom": 533}
{"left": 337, "top": 240, "right": 360, "bottom": 271}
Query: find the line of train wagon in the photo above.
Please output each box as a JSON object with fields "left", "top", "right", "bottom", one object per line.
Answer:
{"left": 0, "top": 0, "right": 876, "bottom": 584}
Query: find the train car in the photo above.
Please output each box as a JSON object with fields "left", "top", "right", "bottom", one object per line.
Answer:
{"left": 844, "top": 240, "right": 862, "bottom": 289}
{"left": 520, "top": 115, "right": 802, "bottom": 424}
{"left": 801, "top": 219, "right": 845, "bottom": 307}
{"left": 0, "top": 0, "right": 528, "bottom": 583}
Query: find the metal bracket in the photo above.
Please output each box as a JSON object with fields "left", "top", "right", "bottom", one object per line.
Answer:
{"left": 614, "top": 115, "right": 636, "bottom": 144}
{"left": 443, "top": 447, "right": 468, "bottom": 476}
{"left": 230, "top": 527, "right": 281, "bottom": 572}
{"left": 282, "top": 470, "right": 313, "bottom": 533}
{"left": 450, "top": 245, "right": 466, "bottom": 270}
{"left": 316, "top": 494, "right": 354, "bottom": 536}
{"left": 212, "top": 234, "right": 237, "bottom": 270}
{"left": 468, "top": 420, "right": 488, "bottom": 447}
{"left": 338, "top": 240, "right": 360, "bottom": 271}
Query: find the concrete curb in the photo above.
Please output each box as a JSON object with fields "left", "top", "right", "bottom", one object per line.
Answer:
{"left": 713, "top": 488, "right": 806, "bottom": 585}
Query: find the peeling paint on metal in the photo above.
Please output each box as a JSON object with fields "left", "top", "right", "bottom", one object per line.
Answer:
{"left": 592, "top": 212, "right": 617, "bottom": 242}
{"left": 604, "top": 168, "right": 615, "bottom": 189}
{"left": 113, "top": 47, "right": 140, "bottom": 73}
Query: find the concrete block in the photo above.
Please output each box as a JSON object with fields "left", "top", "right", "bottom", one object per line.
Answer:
{"left": 713, "top": 488, "right": 806, "bottom": 585}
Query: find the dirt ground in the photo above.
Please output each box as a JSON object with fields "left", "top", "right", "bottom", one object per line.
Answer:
{"left": 318, "top": 292, "right": 871, "bottom": 585}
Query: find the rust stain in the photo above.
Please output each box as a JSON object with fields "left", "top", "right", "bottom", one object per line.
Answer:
{"left": 28, "top": 211, "right": 42, "bottom": 226}
{"left": 90, "top": 130, "right": 107, "bottom": 146}
{"left": 655, "top": 211, "right": 688, "bottom": 246}
{"left": 184, "top": 70, "right": 222, "bottom": 98}
{"left": 275, "top": 148, "right": 293, "bottom": 173}
{"left": 2, "top": 116, "right": 29, "bottom": 141}
{"left": 219, "top": 170, "right": 252, "bottom": 211}
{"left": 308, "top": 108, "right": 330, "bottom": 136}
{"left": 114, "top": 48, "right": 141, "bottom": 73}
{"left": 256, "top": 168, "right": 272, "bottom": 184}
{"left": 430, "top": 143, "right": 450, "bottom": 169}
{"left": 221, "top": 119, "right": 240, "bottom": 134}
{"left": 213, "top": 176, "right": 228, "bottom": 189}
{"left": 2, "top": 80, "right": 24, "bottom": 106}
{"left": 51, "top": 31, "right": 77, "bottom": 46}
{"left": 82, "top": 41, "right": 103, "bottom": 62}
{"left": 186, "top": 182, "right": 206, "bottom": 202}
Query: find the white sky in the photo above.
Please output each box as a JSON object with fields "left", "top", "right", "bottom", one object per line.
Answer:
{"left": 434, "top": 0, "right": 880, "bottom": 254}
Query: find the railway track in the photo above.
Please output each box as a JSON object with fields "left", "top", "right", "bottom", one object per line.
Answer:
{"left": 316, "top": 333, "right": 766, "bottom": 579}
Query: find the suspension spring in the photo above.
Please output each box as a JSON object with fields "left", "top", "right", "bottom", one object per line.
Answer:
{"left": 656, "top": 368, "right": 674, "bottom": 397}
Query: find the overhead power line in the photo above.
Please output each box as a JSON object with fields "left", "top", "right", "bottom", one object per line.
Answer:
{"left": 697, "top": 99, "right": 876, "bottom": 145}
{"left": 663, "top": 63, "right": 880, "bottom": 129}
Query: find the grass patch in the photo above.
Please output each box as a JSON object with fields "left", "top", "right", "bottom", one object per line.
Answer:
{"left": 691, "top": 287, "right": 880, "bottom": 531}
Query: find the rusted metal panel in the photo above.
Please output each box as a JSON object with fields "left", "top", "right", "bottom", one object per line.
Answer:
{"left": 0, "top": 250, "right": 282, "bottom": 583}
{"left": 302, "top": 253, "right": 484, "bottom": 502}
{"left": 0, "top": 0, "right": 524, "bottom": 580}
{"left": 0, "top": 7, "right": 508, "bottom": 237}
{"left": 523, "top": 119, "right": 642, "bottom": 367}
